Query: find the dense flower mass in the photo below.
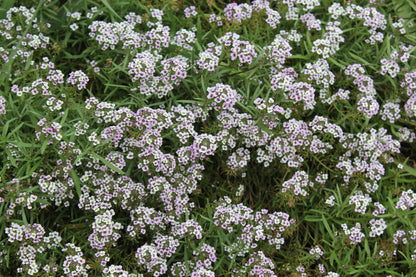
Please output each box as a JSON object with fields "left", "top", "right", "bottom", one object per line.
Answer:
{"left": 1, "top": 0, "right": 416, "bottom": 276}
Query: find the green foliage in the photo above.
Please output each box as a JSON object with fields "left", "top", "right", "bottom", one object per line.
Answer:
{"left": 1, "top": 0, "right": 416, "bottom": 276}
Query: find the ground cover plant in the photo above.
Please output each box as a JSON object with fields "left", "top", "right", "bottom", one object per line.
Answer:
{"left": 1, "top": 0, "right": 416, "bottom": 275}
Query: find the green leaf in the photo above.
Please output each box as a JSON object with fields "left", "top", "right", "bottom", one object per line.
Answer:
{"left": 349, "top": 52, "right": 370, "bottom": 66}
{"left": 35, "top": 198, "right": 51, "bottom": 206}
{"left": 407, "top": 0, "right": 416, "bottom": 11}
{"left": 1, "top": 118, "right": 16, "bottom": 137}
{"left": 70, "top": 170, "right": 82, "bottom": 198}
{"left": 21, "top": 206, "right": 28, "bottom": 226}
{"left": 288, "top": 54, "right": 311, "bottom": 60}
{"left": 329, "top": 251, "right": 338, "bottom": 266}
{"left": 394, "top": 0, "right": 414, "bottom": 18}
{"left": 364, "top": 239, "right": 371, "bottom": 257}
{"left": 4, "top": 148, "right": 17, "bottom": 168}
{"left": 213, "top": 255, "right": 226, "bottom": 270}
{"left": 305, "top": 30, "right": 313, "bottom": 50}
{"left": 199, "top": 214, "right": 214, "bottom": 223}
{"left": 6, "top": 122, "right": 24, "bottom": 138}
{"left": 0, "top": 0, "right": 15, "bottom": 18}
{"left": 236, "top": 101, "right": 255, "bottom": 114}
{"left": 101, "top": 0, "right": 123, "bottom": 21}
{"left": 12, "top": 141, "right": 40, "bottom": 149}
{"left": 327, "top": 57, "right": 347, "bottom": 69}
{"left": 60, "top": 108, "right": 69, "bottom": 126}
{"left": 40, "top": 138, "right": 49, "bottom": 155}
{"left": 322, "top": 215, "right": 334, "bottom": 240}
{"left": 304, "top": 216, "right": 322, "bottom": 222}
{"left": 403, "top": 164, "right": 416, "bottom": 177}
{"left": 91, "top": 153, "right": 126, "bottom": 175}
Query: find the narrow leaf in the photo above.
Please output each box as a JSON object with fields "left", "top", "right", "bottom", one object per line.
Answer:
{"left": 91, "top": 153, "right": 126, "bottom": 175}
{"left": 70, "top": 170, "right": 82, "bottom": 198}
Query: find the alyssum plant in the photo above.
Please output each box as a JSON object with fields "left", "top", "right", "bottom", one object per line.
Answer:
{"left": 0, "top": 0, "right": 416, "bottom": 276}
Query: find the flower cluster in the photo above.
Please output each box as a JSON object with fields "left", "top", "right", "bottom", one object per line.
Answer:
{"left": 129, "top": 52, "right": 189, "bottom": 98}
{"left": 328, "top": 3, "right": 387, "bottom": 45}
{"left": 380, "top": 100, "right": 401, "bottom": 123}
{"left": 136, "top": 244, "right": 168, "bottom": 276}
{"left": 339, "top": 223, "right": 365, "bottom": 245}
{"left": 11, "top": 77, "right": 51, "bottom": 97}
{"left": 206, "top": 83, "right": 240, "bottom": 111}
{"left": 224, "top": 3, "right": 253, "bottom": 23}
{"left": 254, "top": 97, "right": 291, "bottom": 129}
{"left": 171, "top": 105, "right": 199, "bottom": 144}
{"left": 368, "top": 218, "right": 387, "bottom": 237}
{"left": 0, "top": 6, "right": 50, "bottom": 52}
{"left": 88, "top": 209, "right": 124, "bottom": 250}
{"left": 325, "top": 195, "right": 336, "bottom": 207}
{"left": 269, "top": 67, "right": 298, "bottom": 91}
{"left": 172, "top": 28, "right": 196, "bottom": 50}
{"left": 191, "top": 243, "right": 216, "bottom": 274}
{"left": 372, "top": 202, "right": 386, "bottom": 216}
{"left": 102, "top": 264, "right": 130, "bottom": 276}
{"left": 396, "top": 189, "right": 416, "bottom": 211}
{"left": 337, "top": 127, "right": 400, "bottom": 187}
{"left": 128, "top": 206, "right": 167, "bottom": 237}
{"left": 227, "top": 147, "right": 250, "bottom": 176}
{"left": 36, "top": 118, "right": 63, "bottom": 142}
{"left": 88, "top": 20, "right": 138, "bottom": 51}
{"left": 243, "top": 251, "right": 277, "bottom": 276}
{"left": 214, "top": 197, "right": 295, "bottom": 258}
{"left": 282, "top": 170, "right": 314, "bottom": 197}
{"left": 45, "top": 96, "right": 64, "bottom": 112}
{"left": 217, "top": 32, "right": 258, "bottom": 66}
{"left": 46, "top": 69, "right": 65, "bottom": 86}
{"left": 62, "top": 243, "right": 90, "bottom": 276}
{"left": 264, "top": 7, "right": 281, "bottom": 29}
{"left": 264, "top": 34, "right": 292, "bottom": 65}
{"left": 349, "top": 190, "right": 372, "bottom": 214}
{"left": 301, "top": 12, "right": 321, "bottom": 31}
{"left": 171, "top": 219, "right": 203, "bottom": 240}
{"left": 392, "top": 229, "right": 416, "bottom": 247}
{"left": 380, "top": 58, "right": 400, "bottom": 78}
{"left": 396, "top": 127, "right": 416, "bottom": 143}
{"left": 302, "top": 58, "right": 335, "bottom": 89}
{"left": 184, "top": 6, "right": 197, "bottom": 18}
{"left": 5, "top": 223, "right": 62, "bottom": 275}
{"left": 128, "top": 50, "right": 160, "bottom": 84}
{"left": 321, "top": 88, "right": 350, "bottom": 105}
{"left": 309, "top": 245, "right": 324, "bottom": 259}
{"left": 286, "top": 81, "right": 316, "bottom": 110}
{"left": 142, "top": 22, "right": 171, "bottom": 51}
{"left": 311, "top": 21, "right": 344, "bottom": 58}
{"left": 285, "top": 6, "right": 299, "bottom": 20}
{"left": 197, "top": 43, "right": 221, "bottom": 72}
{"left": 66, "top": 70, "right": 89, "bottom": 90}
{"left": 208, "top": 14, "right": 223, "bottom": 26}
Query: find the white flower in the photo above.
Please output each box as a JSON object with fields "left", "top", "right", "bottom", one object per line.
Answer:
{"left": 69, "top": 23, "right": 79, "bottom": 31}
